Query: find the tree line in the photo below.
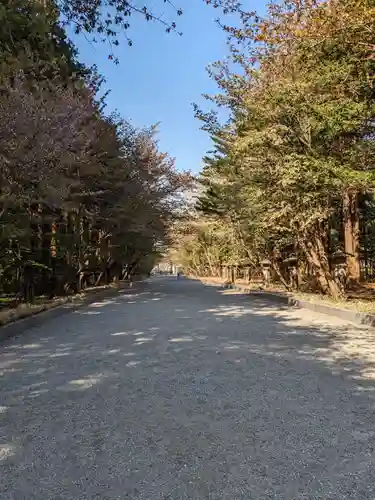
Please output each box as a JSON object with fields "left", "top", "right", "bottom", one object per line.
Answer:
{"left": 173, "top": 0, "right": 375, "bottom": 299}
{"left": 0, "top": 0, "right": 189, "bottom": 302}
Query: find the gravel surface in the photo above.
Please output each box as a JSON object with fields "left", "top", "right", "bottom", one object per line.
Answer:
{"left": 1, "top": 276, "right": 375, "bottom": 499}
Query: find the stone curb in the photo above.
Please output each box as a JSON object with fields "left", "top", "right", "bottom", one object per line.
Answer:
{"left": 0, "top": 285, "right": 130, "bottom": 343}
{"left": 225, "top": 283, "right": 375, "bottom": 328}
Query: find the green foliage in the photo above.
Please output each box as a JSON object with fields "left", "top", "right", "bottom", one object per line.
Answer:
{"left": 178, "top": 0, "right": 375, "bottom": 296}
{"left": 0, "top": 0, "right": 190, "bottom": 300}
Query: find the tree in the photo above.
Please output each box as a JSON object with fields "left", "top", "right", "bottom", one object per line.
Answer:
{"left": 187, "top": 0, "right": 375, "bottom": 298}
{"left": 0, "top": 0, "right": 93, "bottom": 81}
{"left": 0, "top": 0, "right": 191, "bottom": 300}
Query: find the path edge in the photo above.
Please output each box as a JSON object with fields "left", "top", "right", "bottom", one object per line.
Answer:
{"left": 220, "top": 282, "right": 375, "bottom": 328}
{"left": 0, "top": 284, "right": 132, "bottom": 342}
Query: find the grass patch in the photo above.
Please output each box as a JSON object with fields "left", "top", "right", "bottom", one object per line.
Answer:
{"left": 292, "top": 292, "right": 375, "bottom": 315}
{"left": 0, "top": 282, "right": 126, "bottom": 328}
{"left": 0, "top": 298, "right": 66, "bottom": 326}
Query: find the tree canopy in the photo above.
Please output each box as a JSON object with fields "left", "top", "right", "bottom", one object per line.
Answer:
{"left": 174, "top": 0, "right": 375, "bottom": 298}
{"left": 0, "top": 0, "right": 191, "bottom": 301}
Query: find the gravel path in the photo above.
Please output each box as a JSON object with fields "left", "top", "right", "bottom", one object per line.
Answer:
{"left": 1, "top": 277, "right": 375, "bottom": 499}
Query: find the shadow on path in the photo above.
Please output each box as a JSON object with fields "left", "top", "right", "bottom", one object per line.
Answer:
{"left": 0, "top": 277, "right": 375, "bottom": 499}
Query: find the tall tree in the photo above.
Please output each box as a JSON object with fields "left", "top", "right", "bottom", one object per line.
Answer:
{"left": 188, "top": 0, "right": 375, "bottom": 297}
{"left": 0, "top": 0, "right": 191, "bottom": 299}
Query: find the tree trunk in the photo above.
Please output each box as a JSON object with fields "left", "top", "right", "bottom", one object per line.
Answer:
{"left": 270, "top": 259, "right": 290, "bottom": 290}
{"left": 95, "top": 271, "right": 104, "bottom": 286}
{"left": 343, "top": 190, "right": 360, "bottom": 283}
{"left": 299, "top": 234, "right": 341, "bottom": 298}
{"left": 204, "top": 249, "right": 215, "bottom": 277}
{"left": 65, "top": 211, "right": 73, "bottom": 266}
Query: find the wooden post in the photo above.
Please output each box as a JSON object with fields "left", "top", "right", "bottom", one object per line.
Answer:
{"left": 230, "top": 266, "right": 235, "bottom": 283}
{"left": 246, "top": 267, "right": 250, "bottom": 283}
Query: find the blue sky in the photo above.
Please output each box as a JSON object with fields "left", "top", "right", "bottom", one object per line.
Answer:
{"left": 70, "top": 0, "right": 264, "bottom": 174}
